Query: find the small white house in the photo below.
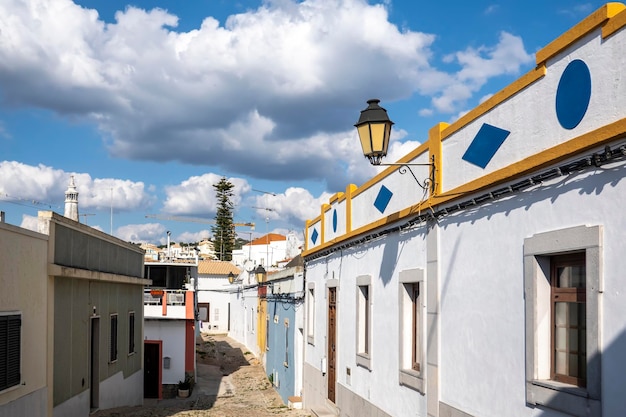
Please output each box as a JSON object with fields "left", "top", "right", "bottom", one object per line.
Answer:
{"left": 196, "top": 260, "right": 240, "bottom": 333}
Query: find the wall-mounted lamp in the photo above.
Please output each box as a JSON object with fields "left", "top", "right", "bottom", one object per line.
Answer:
{"left": 254, "top": 265, "right": 267, "bottom": 284}
{"left": 355, "top": 99, "right": 436, "bottom": 193}
{"left": 227, "top": 272, "right": 235, "bottom": 284}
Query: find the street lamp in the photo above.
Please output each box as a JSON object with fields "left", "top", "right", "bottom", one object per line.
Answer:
{"left": 355, "top": 98, "right": 436, "bottom": 193}
{"left": 354, "top": 99, "right": 394, "bottom": 166}
{"left": 254, "top": 265, "right": 267, "bottom": 284}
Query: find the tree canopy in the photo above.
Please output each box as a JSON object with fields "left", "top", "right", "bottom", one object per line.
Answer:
{"left": 211, "top": 177, "right": 236, "bottom": 261}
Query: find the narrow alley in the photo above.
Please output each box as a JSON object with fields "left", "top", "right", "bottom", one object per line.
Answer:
{"left": 93, "top": 334, "right": 311, "bottom": 417}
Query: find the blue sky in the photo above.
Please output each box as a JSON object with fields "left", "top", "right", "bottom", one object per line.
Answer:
{"left": 0, "top": 0, "right": 605, "bottom": 245}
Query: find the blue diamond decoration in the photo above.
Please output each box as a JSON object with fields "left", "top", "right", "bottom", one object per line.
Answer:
{"left": 332, "top": 209, "right": 338, "bottom": 233}
{"left": 311, "top": 228, "right": 319, "bottom": 245}
{"left": 462, "top": 123, "right": 511, "bottom": 168}
{"left": 374, "top": 185, "right": 393, "bottom": 214}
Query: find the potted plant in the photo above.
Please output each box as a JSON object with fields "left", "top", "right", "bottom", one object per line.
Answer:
{"left": 177, "top": 376, "right": 192, "bottom": 398}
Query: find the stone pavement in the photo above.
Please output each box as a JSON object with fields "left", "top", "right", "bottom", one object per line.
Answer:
{"left": 92, "top": 334, "right": 311, "bottom": 417}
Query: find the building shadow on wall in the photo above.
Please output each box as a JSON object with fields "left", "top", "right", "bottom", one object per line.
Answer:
{"left": 440, "top": 159, "right": 626, "bottom": 229}
{"left": 528, "top": 327, "right": 626, "bottom": 416}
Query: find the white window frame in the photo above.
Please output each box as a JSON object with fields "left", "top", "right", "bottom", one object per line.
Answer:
{"left": 399, "top": 268, "right": 425, "bottom": 393}
{"left": 356, "top": 275, "right": 371, "bottom": 369}
{"left": 524, "top": 225, "right": 602, "bottom": 417}
{"left": 307, "top": 282, "right": 315, "bottom": 345}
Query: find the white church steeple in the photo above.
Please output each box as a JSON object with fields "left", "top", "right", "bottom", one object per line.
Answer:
{"left": 64, "top": 175, "right": 79, "bottom": 222}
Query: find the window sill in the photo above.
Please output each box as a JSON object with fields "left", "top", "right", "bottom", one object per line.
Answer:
{"left": 356, "top": 353, "right": 371, "bottom": 370}
{"left": 399, "top": 369, "right": 424, "bottom": 394}
{"left": 527, "top": 380, "right": 601, "bottom": 417}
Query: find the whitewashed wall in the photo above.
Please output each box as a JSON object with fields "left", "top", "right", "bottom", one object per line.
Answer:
{"left": 197, "top": 276, "right": 231, "bottom": 332}
{"left": 145, "top": 320, "right": 186, "bottom": 384}
{"left": 228, "top": 287, "right": 261, "bottom": 358}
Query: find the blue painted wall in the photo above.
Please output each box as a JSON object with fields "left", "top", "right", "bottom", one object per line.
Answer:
{"left": 265, "top": 297, "right": 297, "bottom": 404}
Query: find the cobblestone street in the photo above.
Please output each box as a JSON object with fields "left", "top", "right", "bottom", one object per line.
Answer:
{"left": 93, "top": 334, "right": 311, "bottom": 417}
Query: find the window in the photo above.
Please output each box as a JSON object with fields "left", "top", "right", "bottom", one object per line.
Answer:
{"left": 128, "top": 312, "right": 135, "bottom": 355}
{"left": 110, "top": 314, "right": 118, "bottom": 362}
{"left": 356, "top": 275, "right": 371, "bottom": 369}
{"left": 284, "top": 318, "right": 289, "bottom": 367}
{"left": 524, "top": 225, "right": 601, "bottom": 416}
{"left": 399, "top": 268, "right": 424, "bottom": 392}
{"left": 265, "top": 314, "right": 270, "bottom": 351}
{"left": 307, "top": 283, "right": 315, "bottom": 345}
{"left": 551, "top": 253, "right": 586, "bottom": 386}
{"left": 198, "top": 303, "right": 209, "bottom": 322}
{"left": 0, "top": 313, "right": 21, "bottom": 391}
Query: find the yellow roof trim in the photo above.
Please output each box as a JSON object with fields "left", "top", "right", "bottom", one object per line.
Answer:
{"left": 443, "top": 65, "right": 546, "bottom": 139}
{"left": 536, "top": 3, "right": 625, "bottom": 65}
{"left": 433, "top": 117, "right": 626, "bottom": 207}
{"left": 602, "top": 7, "right": 626, "bottom": 38}
{"left": 352, "top": 141, "right": 430, "bottom": 198}
{"left": 304, "top": 117, "right": 626, "bottom": 259}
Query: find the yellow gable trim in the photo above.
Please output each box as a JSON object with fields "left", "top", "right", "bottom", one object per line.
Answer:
{"left": 602, "top": 7, "right": 626, "bottom": 38}
{"left": 536, "top": 3, "right": 625, "bottom": 65}
{"left": 432, "top": 117, "right": 626, "bottom": 208}
{"left": 442, "top": 65, "right": 546, "bottom": 139}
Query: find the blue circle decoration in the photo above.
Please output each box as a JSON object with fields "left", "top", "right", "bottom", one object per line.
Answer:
{"left": 332, "top": 209, "right": 338, "bottom": 233}
{"left": 555, "top": 59, "right": 591, "bottom": 130}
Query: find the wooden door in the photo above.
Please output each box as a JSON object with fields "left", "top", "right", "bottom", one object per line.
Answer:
{"left": 327, "top": 287, "right": 337, "bottom": 403}
{"left": 144, "top": 342, "right": 161, "bottom": 398}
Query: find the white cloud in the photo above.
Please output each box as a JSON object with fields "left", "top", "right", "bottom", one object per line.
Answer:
{"left": 427, "top": 31, "right": 532, "bottom": 114}
{"left": 0, "top": 0, "right": 536, "bottom": 195}
{"left": 484, "top": 5, "right": 499, "bottom": 15}
{"left": 0, "top": 0, "right": 438, "bottom": 189}
{"left": 176, "top": 229, "right": 212, "bottom": 244}
{"left": 115, "top": 222, "right": 166, "bottom": 243}
{"left": 252, "top": 186, "right": 334, "bottom": 226}
{"left": 0, "top": 161, "right": 155, "bottom": 212}
{"left": 162, "top": 173, "right": 251, "bottom": 215}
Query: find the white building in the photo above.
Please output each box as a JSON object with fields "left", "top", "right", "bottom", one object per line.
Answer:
{"left": 232, "top": 231, "right": 301, "bottom": 270}
{"left": 143, "top": 260, "right": 198, "bottom": 399}
{"left": 196, "top": 260, "right": 240, "bottom": 333}
{"left": 303, "top": 4, "right": 626, "bottom": 417}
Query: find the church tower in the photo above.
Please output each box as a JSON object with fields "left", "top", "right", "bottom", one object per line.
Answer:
{"left": 64, "top": 175, "right": 79, "bottom": 222}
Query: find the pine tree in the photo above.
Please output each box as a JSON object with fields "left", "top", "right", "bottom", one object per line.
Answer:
{"left": 212, "top": 177, "right": 236, "bottom": 261}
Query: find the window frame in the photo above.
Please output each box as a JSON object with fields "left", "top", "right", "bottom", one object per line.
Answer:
{"left": 110, "top": 313, "right": 118, "bottom": 363}
{"left": 550, "top": 253, "right": 586, "bottom": 387}
{"left": 524, "top": 225, "right": 601, "bottom": 417}
{"left": 0, "top": 312, "right": 21, "bottom": 392}
{"left": 399, "top": 268, "right": 425, "bottom": 393}
{"left": 356, "top": 275, "right": 371, "bottom": 369}
{"left": 128, "top": 311, "right": 136, "bottom": 356}
{"left": 284, "top": 318, "right": 289, "bottom": 367}
{"left": 306, "top": 282, "right": 315, "bottom": 345}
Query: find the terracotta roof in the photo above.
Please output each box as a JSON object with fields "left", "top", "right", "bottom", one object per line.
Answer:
{"left": 250, "top": 233, "right": 286, "bottom": 246}
{"left": 198, "top": 260, "right": 241, "bottom": 275}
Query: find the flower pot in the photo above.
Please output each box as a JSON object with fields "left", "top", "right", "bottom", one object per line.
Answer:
{"left": 178, "top": 388, "right": 190, "bottom": 398}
